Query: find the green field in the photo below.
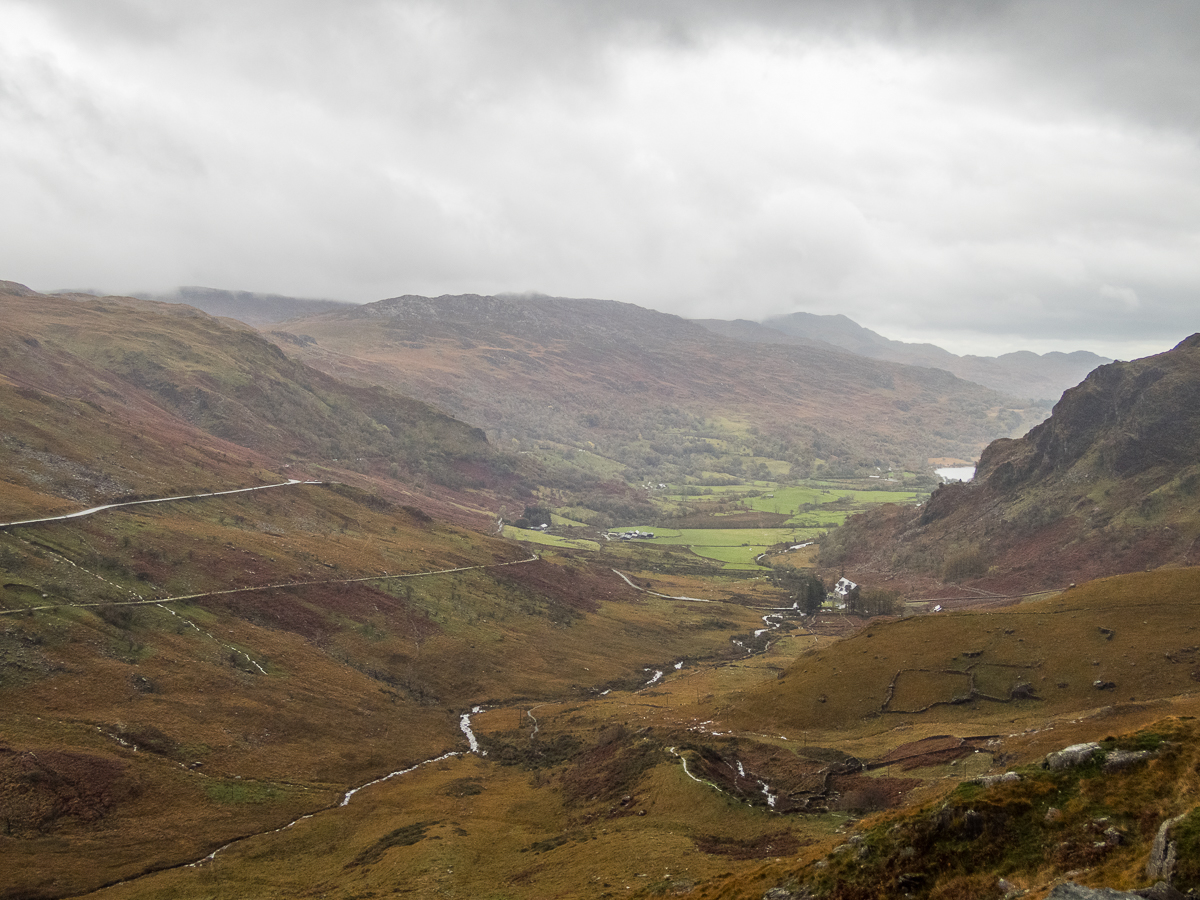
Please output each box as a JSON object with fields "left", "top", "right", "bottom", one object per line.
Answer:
{"left": 610, "top": 526, "right": 825, "bottom": 568}
{"left": 743, "top": 484, "right": 921, "bottom": 513}
{"left": 550, "top": 511, "right": 590, "bottom": 527}
{"left": 610, "top": 474, "right": 932, "bottom": 569}
{"left": 501, "top": 525, "right": 599, "bottom": 551}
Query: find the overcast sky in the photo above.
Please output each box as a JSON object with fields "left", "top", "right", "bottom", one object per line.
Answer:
{"left": 1, "top": 1, "right": 1197, "bottom": 358}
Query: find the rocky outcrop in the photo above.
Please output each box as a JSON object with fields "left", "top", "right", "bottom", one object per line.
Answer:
{"left": 1047, "top": 882, "right": 1187, "bottom": 900}
{"left": 1104, "top": 749, "right": 1155, "bottom": 773}
{"left": 834, "top": 333, "right": 1200, "bottom": 590}
{"left": 1048, "top": 884, "right": 1146, "bottom": 900}
{"left": 973, "top": 772, "right": 1021, "bottom": 787}
{"left": 1147, "top": 812, "right": 1190, "bottom": 883}
{"left": 1044, "top": 742, "right": 1102, "bottom": 770}
{"left": 975, "top": 334, "right": 1200, "bottom": 489}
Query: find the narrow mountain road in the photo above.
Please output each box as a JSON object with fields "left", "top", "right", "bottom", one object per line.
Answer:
{"left": 611, "top": 569, "right": 714, "bottom": 602}
{"left": 0, "top": 479, "right": 324, "bottom": 530}
{"left": 0, "top": 478, "right": 539, "bottom": 616}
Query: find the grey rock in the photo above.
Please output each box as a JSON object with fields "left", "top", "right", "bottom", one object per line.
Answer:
{"left": 1046, "top": 882, "right": 1145, "bottom": 900}
{"left": 1045, "top": 742, "right": 1102, "bottom": 770}
{"left": 764, "top": 888, "right": 811, "bottom": 900}
{"left": 975, "top": 771, "right": 1021, "bottom": 787}
{"left": 1147, "top": 813, "right": 1187, "bottom": 882}
{"left": 999, "top": 878, "right": 1025, "bottom": 898}
{"left": 1104, "top": 749, "right": 1154, "bottom": 773}
{"left": 896, "top": 873, "right": 926, "bottom": 891}
{"left": 1135, "top": 882, "right": 1188, "bottom": 900}
{"left": 960, "top": 809, "right": 985, "bottom": 838}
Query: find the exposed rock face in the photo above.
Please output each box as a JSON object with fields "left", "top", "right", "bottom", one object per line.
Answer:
{"left": 973, "top": 772, "right": 1021, "bottom": 787}
{"left": 1104, "top": 749, "right": 1155, "bottom": 773}
{"left": 1048, "top": 883, "right": 1162, "bottom": 900}
{"left": 1147, "top": 812, "right": 1189, "bottom": 883}
{"left": 975, "top": 333, "right": 1200, "bottom": 490}
{"left": 1044, "top": 742, "right": 1102, "bottom": 770}
{"left": 825, "top": 333, "right": 1200, "bottom": 590}
{"left": 925, "top": 334, "right": 1200, "bottom": 520}
{"left": 1136, "top": 882, "right": 1188, "bottom": 900}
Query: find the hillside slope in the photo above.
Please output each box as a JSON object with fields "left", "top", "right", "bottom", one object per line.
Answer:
{"left": 274, "top": 293, "right": 1048, "bottom": 483}
{"left": 4, "top": 281, "right": 1197, "bottom": 900}
{"left": 719, "top": 567, "right": 1200, "bottom": 900}
{"left": 821, "top": 334, "right": 1200, "bottom": 593}
{"left": 0, "top": 284, "right": 520, "bottom": 526}
{"left": 0, "top": 282, "right": 790, "bottom": 897}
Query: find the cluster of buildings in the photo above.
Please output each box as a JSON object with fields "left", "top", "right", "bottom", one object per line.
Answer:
{"left": 608, "top": 529, "right": 655, "bottom": 541}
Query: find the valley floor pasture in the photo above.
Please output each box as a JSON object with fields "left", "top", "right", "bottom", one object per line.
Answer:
{"left": 603, "top": 474, "right": 928, "bottom": 569}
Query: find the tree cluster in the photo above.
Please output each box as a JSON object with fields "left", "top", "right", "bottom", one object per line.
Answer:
{"left": 769, "top": 567, "right": 826, "bottom": 615}
{"left": 513, "top": 505, "right": 552, "bottom": 529}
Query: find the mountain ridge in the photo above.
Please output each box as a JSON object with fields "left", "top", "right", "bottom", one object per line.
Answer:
{"left": 821, "top": 332, "right": 1200, "bottom": 593}
{"left": 275, "top": 292, "right": 1049, "bottom": 484}
{"left": 699, "top": 310, "right": 1111, "bottom": 402}
{"left": 0, "top": 284, "right": 525, "bottom": 527}
{"left": 114, "top": 282, "right": 1105, "bottom": 406}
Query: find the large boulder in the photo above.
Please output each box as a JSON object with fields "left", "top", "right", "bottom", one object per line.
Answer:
{"left": 1044, "top": 742, "right": 1102, "bottom": 770}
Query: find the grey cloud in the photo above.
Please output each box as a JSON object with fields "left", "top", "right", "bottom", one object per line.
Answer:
{"left": 1, "top": 0, "right": 1196, "bottom": 358}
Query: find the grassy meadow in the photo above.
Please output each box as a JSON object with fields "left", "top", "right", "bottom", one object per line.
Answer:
{"left": 601, "top": 473, "right": 929, "bottom": 570}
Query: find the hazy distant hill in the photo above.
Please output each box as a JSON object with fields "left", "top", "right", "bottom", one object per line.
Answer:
{"left": 822, "top": 333, "right": 1200, "bottom": 592}
{"left": 698, "top": 311, "right": 1110, "bottom": 403}
{"left": 274, "top": 292, "right": 1051, "bottom": 481}
{"left": 144, "top": 285, "right": 1106, "bottom": 403}
{"left": 136, "top": 285, "right": 353, "bottom": 326}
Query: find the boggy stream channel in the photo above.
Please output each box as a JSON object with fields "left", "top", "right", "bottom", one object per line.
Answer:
{"left": 96, "top": 596, "right": 810, "bottom": 889}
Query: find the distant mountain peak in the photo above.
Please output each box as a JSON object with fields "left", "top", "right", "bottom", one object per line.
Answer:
{"left": 699, "top": 310, "right": 1111, "bottom": 403}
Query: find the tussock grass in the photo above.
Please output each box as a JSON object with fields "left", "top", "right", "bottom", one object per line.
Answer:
{"left": 780, "top": 719, "right": 1200, "bottom": 900}
{"left": 731, "top": 567, "right": 1200, "bottom": 740}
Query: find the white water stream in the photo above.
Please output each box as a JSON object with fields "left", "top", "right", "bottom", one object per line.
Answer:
{"left": 159, "top": 605, "right": 267, "bottom": 675}
{"left": 459, "top": 706, "right": 486, "bottom": 754}
{"left": 182, "top": 707, "right": 489, "bottom": 871}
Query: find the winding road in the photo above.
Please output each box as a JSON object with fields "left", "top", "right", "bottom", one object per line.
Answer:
{"left": 611, "top": 569, "right": 714, "bottom": 602}
{"left": 0, "top": 479, "right": 324, "bottom": 530}
{"left": 0, "top": 480, "right": 539, "bottom": 617}
{"left": 1, "top": 479, "right": 794, "bottom": 889}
